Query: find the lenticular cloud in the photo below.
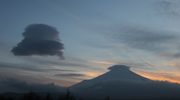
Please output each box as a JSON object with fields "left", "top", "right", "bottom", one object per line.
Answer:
{"left": 11, "top": 24, "right": 64, "bottom": 59}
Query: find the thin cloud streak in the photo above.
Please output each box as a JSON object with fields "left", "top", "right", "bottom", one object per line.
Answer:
{"left": 21, "top": 57, "right": 103, "bottom": 71}
{"left": 112, "top": 25, "right": 176, "bottom": 52}
{"left": 0, "top": 62, "right": 74, "bottom": 72}
{"left": 55, "top": 73, "right": 86, "bottom": 77}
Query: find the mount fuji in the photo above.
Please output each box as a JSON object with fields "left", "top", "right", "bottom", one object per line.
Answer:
{"left": 70, "top": 65, "right": 180, "bottom": 99}
{"left": 70, "top": 65, "right": 149, "bottom": 90}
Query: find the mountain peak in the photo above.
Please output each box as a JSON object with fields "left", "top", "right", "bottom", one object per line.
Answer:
{"left": 108, "top": 65, "right": 130, "bottom": 71}
{"left": 69, "top": 65, "right": 180, "bottom": 99}
{"left": 70, "top": 65, "right": 150, "bottom": 91}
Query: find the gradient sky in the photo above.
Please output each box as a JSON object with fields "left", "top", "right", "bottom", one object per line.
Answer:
{"left": 1, "top": 0, "right": 180, "bottom": 92}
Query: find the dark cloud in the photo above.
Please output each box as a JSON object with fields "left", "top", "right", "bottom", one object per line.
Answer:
{"left": 154, "top": 0, "right": 179, "bottom": 18}
{"left": 160, "top": 44, "right": 180, "bottom": 59}
{"left": 55, "top": 73, "right": 85, "bottom": 77}
{"left": 11, "top": 24, "right": 64, "bottom": 59}
{"left": 0, "top": 62, "right": 74, "bottom": 72}
{"left": 113, "top": 26, "right": 176, "bottom": 52}
{"left": 0, "top": 78, "right": 66, "bottom": 93}
{"left": 173, "top": 52, "right": 180, "bottom": 58}
{"left": 158, "top": 52, "right": 180, "bottom": 60}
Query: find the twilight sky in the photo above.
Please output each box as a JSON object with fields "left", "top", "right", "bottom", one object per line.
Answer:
{"left": 1, "top": 0, "right": 180, "bottom": 93}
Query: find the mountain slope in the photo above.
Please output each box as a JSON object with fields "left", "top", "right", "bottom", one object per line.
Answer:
{"left": 70, "top": 65, "right": 149, "bottom": 90}
{"left": 69, "top": 65, "right": 180, "bottom": 99}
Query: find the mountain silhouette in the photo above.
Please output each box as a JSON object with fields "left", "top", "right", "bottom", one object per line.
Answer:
{"left": 70, "top": 65, "right": 180, "bottom": 99}
{"left": 70, "top": 65, "right": 150, "bottom": 90}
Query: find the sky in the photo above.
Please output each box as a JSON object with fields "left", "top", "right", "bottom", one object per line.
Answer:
{"left": 1, "top": 0, "right": 180, "bottom": 93}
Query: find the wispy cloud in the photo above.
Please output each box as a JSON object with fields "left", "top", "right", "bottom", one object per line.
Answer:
{"left": 173, "top": 52, "right": 180, "bottom": 58}
{"left": 80, "top": 72, "right": 103, "bottom": 78}
{"left": 0, "top": 62, "right": 74, "bottom": 72}
{"left": 89, "top": 60, "right": 116, "bottom": 65}
{"left": 154, "top": 0, "right": 179, "bottom": 18}
{"left": 55, "top": 73, "right": 86, "bottom": 77}
{"left": 163, "top": 60, "right": 180, "bottom": 70}
{"left": 21, "top": 57, "right": 103, "bottom": 71}
{"left": 112, "top": 25, "right": 176, "bottom": 52}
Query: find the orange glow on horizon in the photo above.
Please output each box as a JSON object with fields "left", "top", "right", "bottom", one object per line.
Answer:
{"left": 135, "top": 71, "right": 180, "bottom": 84}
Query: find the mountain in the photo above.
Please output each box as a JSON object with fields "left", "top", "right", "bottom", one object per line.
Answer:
{"left": 70, "top": 65, "right": 180, "bottom": 99}
{"left": 70, "top": 65, "right": 149, "bottom": 90}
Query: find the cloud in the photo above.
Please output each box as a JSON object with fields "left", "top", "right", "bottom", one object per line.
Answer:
{"left": 154, "top": 0, "right": 179, "bottom": 18}
{"left": 112, "top": 25, "right": 176, "bottom": 52}
{"left": 163, "top": 60, "right": 180, "bottom": 70}
{"left": 157, "top": 51, "right": 180, "bottom": 60}
{"left": 163, "top": 46, "right": 180, "bottom": 59}
{"left": 55, "top": 73, "right": 86, "bottom": 77}
{"left": 0, "top": 78, "right": 67, "bottom": 93}
{"left": 21, "top": 57, "right": 103, "bottom": 71}
{"left": 11, "top": 24, "right": 64, "bottom": 59}
{"left": 0, "top": 62, "right": 74, "bottom": 72}
{"left": 173, "top": 52, "right": 180, "bottom": 58}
